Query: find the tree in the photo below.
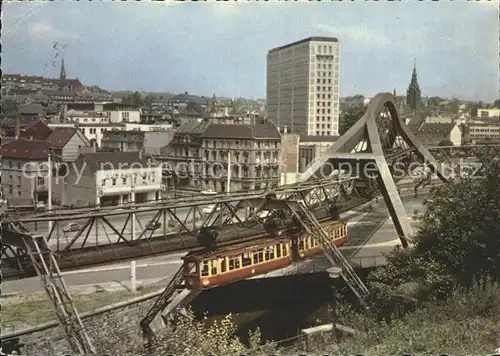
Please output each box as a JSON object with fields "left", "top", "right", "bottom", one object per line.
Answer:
{"left": 1, "top": 99, "right": 18, "bottom": 114}
{"left": 123, "top": 91, "right": 143, "bottom": 106}
{"left": 143, "top": 94, "right": 156, "bottom": 106}
{"left": 437, "top": 139, "right": 454, "bottom": 146}
{"left": 339, "top": 104, "right": 365, "bottom": 136}
{"left": 370, "top": 147, "right": 500, "bottom": 295}
{"left": 449, "top": 99, "right": 459, "bottom": 114}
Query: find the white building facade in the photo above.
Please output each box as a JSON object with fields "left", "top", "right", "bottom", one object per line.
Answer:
{"left": 48, "top": 123, "right": 173, "bottom": 147}
{"left": 266, "top": 37, "right": 341, "bottom": 137}
{"left": 62, "top": 152, "right": 162, "bottom": 207}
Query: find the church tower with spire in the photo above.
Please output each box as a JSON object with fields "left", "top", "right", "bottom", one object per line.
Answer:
{"left": 406, "top": 60, "right": 421, "bottom": 113}
{"left": 60, "top": 57, "right": 67, "bottom": 81}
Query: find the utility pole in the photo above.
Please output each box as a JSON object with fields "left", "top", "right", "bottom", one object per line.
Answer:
{"left": 130, "top": 173, "right": 137, "bottom": 293}
{"left": 48, "top": 152, "right": 53, "bottom": 234}
{"left": 227, "top": 151, "right": 231, "bottom": 194}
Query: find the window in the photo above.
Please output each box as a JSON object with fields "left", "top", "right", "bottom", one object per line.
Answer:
{"left": 102, "top": 179, "right": 106, "bottom": 186}
{"left": 200, "top": 261, "right": 209, "bottom": 277}
{"left": 112, "top": 178, "right": 117, "bottom": 186}
{"left": 211, "top": 259, "right": 218, "bottom": 275}
{"left": 220, "top": 258, "right": 227, "bottom": 273}
{"left": 252, "top": 249, "right": 264, "bottom": 264}
{"left": 266, "top": 246, "right": 275, "bottom": 260}
{"left": 242, "top": 251, "right": 252, "bottom": 267}
{"left": 276, "top": 244, "right": 282, "bottom": 258}
{"left": 122, "top": 177, "right": 127, "bottom": 185}
{"left": 228, "top": 256, "right": 241, "bottom": 270}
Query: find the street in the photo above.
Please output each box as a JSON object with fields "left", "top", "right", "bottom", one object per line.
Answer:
{"left": 3, "top": 196, "right": 426, "bottom": 295}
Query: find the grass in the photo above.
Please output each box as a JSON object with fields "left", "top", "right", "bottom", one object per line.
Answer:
{"left": 1, "top": 284, "right": 161, "bottom": 333}
{"left": 291, "top": 279, "right": 500, "bottom": 356}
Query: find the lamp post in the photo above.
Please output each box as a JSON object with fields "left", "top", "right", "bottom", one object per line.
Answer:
{"left": 326, "top": 266, "right": 342, "bottom": 340}
{"left": 130, "top": 172, "right": 137, "bottom": 293}
{"left": 47, "top": 151, "right": 53, "bottom": 234}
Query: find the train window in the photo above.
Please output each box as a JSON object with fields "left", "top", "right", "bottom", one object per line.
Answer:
{"left": 253, "top": 249, "right": 264, "bottom": 264}
{"left": 228, "top": 257, "right": 241, "bottom": 270}
{"left": 276, "top": 244, "right": 282, "bottom": 258}
{"left": 266, "top": 246, "right": 275, "bottom": 260}
{"left": 220, "top": 257, "right": 227, "bottom": 273}
{"left": 211, "top": 259, "right": 218, "bottom": 275}
{"left": 200, "top": 261, "right": 209, "bottom": 277}
{"left": 242, "top": 250, "right": 252, "bottom": 267}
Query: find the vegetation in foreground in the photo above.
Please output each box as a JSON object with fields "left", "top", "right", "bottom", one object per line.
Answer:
{"left": 105, "top": 279, "right": 499, "bottom": 356}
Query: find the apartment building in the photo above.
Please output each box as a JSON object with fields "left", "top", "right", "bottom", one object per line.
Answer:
{"left": 48, "top": 122, "right": 173, "bottom": 147}
{"left": 162, "top": 118, "right": 282, "bottom": 192}
{"left": 1, "top": 139, "right": 51, "bottom": 205}
{"left": 63, "top": 151, "right": 162, "bottom": 207}
{"left": 101, "top": 130, "right": 174, "bottom": 155}
{"left": 463, "top": 119, "right": 500, "bottom": 144}
{"left": 266, "top": 37, "right": 340, "bottom": 136}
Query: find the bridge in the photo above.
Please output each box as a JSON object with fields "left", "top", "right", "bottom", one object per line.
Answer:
{"left": 2, "top": 93, "right": 497, "bottom": 354}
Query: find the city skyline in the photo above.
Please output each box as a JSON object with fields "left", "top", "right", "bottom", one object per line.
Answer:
{"left": 2, "top": 1, "right": 499, "bottom": 102}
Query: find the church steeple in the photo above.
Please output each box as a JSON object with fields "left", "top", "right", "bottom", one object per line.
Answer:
{"left": 209, "top": 93, "right": 218, "bottom": 116}
{"left": 406, "top": 59, "right": 421, "bottom": 113}
{"left": 60, "top": 57, "right": 67, "bottom": 81}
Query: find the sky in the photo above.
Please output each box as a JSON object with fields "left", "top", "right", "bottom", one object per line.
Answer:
{"left": 2, "top": 1, "right": 499, "bottom": 102}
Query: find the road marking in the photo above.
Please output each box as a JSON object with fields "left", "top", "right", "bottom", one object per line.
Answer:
{"left": 62, "top": 260, "right": 183, "bottom": 275}
{"left": 340, "top": 238, "right": 401, "bottom": 250}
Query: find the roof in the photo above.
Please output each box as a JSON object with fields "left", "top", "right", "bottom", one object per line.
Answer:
{"left": 168, "top": 92, "right": 208, "bottom": 104}
{"left": 17, "top": 104, "right": 45, "bottom": 115}
{"left": 268, "top": 37, "right": 338, "bottom": 54}
{"left": 2, "top": 139, "right": 50, "bottom": 159}
{"left": 45, "top": 127, "right": 78, "bottom": 149}
{"left": 203, "top": 120, "right": 281, "bottom": 140}
{"left": 1, "top": 117, "right": 43, "bottom": 129}
{"left": 299, "top": 134, "right": 340, "bottom": 142}
{"left": 174, "top": 119, "right": 281, "bottom": 140}
{"left": 74, "top": 151, "right": 151, "bottom": 173}
{"left": 176, "top": 121, "right": 210, "bottom": 135}
{"left": 418, "top": 122, "right": 455, "bottom": 135}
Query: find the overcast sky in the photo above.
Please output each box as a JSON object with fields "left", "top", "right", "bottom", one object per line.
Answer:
{"left": 2, "top": 1, "right": 499, "bottom": 102}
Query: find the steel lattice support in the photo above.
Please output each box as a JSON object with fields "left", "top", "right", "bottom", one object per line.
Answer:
{"left": 255, "top": 197, "right": 369, "bottom": 301}
{"left": 139, "top": 266, "right": 199, "bottom": 338}
{"left": 4, "top": 228, "right": 95, "bottom": 354}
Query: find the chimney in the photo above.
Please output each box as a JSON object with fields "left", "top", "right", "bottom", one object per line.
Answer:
{"left": 15, "top": 117, "right": 20, "bottom": 140}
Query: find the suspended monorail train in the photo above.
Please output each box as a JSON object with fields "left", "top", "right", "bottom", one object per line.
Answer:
{"left": 182, "top": 217, "right": 348, "bottom": 290}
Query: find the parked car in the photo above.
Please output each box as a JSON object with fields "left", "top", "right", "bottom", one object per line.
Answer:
{"left": 201, "top": 189, "right": 217, "bottom": 196}
{"left": 35, "top": 201, "right": 46, "bottom": 211}
{"left": 63, "top": 223, "right": 82, "bottom": 233}
{"left": 202, "top": 204, "right": 221, "bottom": 214}
{"left": 146, "top": 221, "right": 162, "bottom": 231}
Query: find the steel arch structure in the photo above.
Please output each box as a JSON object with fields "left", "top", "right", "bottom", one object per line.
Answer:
{"left": 300, "top": 92, "right": 453, "bottom": 247}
